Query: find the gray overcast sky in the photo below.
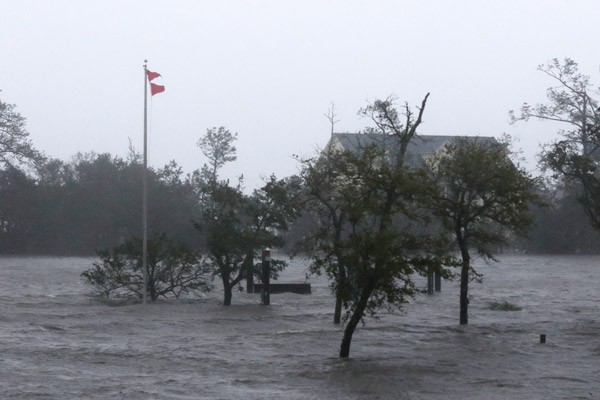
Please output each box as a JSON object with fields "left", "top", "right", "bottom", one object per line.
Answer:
{"left": 1, "top": 0, "right": 599, "bottom": 189}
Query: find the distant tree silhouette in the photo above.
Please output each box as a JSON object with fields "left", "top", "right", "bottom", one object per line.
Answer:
{"left": 0, "top": 94, "right": 44, "bottom": 169}
{"left": 511, "top": 58, "right": 600, "bottom": 234}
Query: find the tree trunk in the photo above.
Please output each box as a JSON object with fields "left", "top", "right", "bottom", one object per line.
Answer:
{"left": 456, "top": 227, "right": 470, "bottom": 325}
{"left": 147, "top": 278, "right": 157, "bottom": 301}
{"left": 223, "top": 283, "right": 233, "bottom": 306}
{"left": 244, "top": 252, "right": 254, "bottom": 293}
{"left": 459, "top": 260, "right": 469, "bottom": 325}
{"left": 339, "top": 283, "right": 373, "bottom": 358}
{"left": 333, "top": 264, "right": 346, "bottom": 324}
{"left": 334, "top": 296, "right": 342, "bottom": 324}
{"left": 222, "top": 273, "right": 232, "bottom": 306}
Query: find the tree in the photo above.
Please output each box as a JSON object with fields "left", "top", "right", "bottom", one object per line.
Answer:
{"left": 510, "top": 58, "right": 600, "bottom": 231}
{"left": 194, "top": 127, "right": 300, "bottom": 305}
{"left": 82, "top": 233, "right": 210, "bottom": 300}
{"left": 0, "top": 95, "right": 44, "bottom": 169}
{"left": 0, "top": 95, "right": 44, "bottom": 253}
{"left": 197, "top": 126, "right": 237, "bottom": 182}
{"left": 427, "top": 137, "right": 541, "bottom": 324}
{"left": 300, "top": 148, "right": 350, "bottom": 324}
{"left": 244, "top": 174, "right": 303, "bottom": 282}
{"left": 0, "top": 166, "right": 40, "bottom": 253}
{"left": 152, "top": 160, "right": 202, "bottom": 249}
{"left": 515, "top": 178, "right": 600, "bottom": 254}
{"left": 194, "top": 126, "right": 246, "bottom": 305}
{"left": 196, "top": 180, "right": 250, "bottom": 305}
{"left": 301, "top": 94, "right": 450, "bottom": 357}
{"left": 0, "top": 152, "right": 202, "bottom": 256}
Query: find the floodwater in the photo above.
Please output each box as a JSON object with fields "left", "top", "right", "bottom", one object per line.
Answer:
{"left": 0, "top": 254, "right": 599, "bottom": 399}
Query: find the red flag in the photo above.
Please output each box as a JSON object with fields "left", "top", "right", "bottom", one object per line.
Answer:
{"left": 150, "top": 83, "right": 165, "bottom": 96}
{"left": 146, "top": 70, "right": 161, "bottom": 81}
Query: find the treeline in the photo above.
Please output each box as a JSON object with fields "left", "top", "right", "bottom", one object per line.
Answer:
{"left": 521, "top": 183, "right": 600, "bottom": 254}
{"left": 0, "top": 151, "right": 599, "bottom": 255}
{"left": 0, "top": 152, "right": 200, "bottom": 255}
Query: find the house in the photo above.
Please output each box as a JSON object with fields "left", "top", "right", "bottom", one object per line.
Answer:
{"left": 325, "top": 132, "right": 498, "bottom": 169}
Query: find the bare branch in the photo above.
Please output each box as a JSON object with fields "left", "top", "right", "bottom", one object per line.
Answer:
{"left": 324, "top": 102, "right": 341, "bottom": 138}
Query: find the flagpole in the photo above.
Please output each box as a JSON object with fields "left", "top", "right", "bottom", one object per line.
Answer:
{"left": 142, "top": 60, "right": 149, "bottom": 305}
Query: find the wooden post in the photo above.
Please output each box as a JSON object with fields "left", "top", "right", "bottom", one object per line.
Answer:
{"left": 261, "top": 248, "right": 271, "bottom": 305}
{"left": 434, "top": 269, "right": 441, "bottom": 292}
{"left": 245, "top": 253, "right": 254, "bottom": 293}
{"left": 427, "top": 266, "right": 434, "bottom": 295}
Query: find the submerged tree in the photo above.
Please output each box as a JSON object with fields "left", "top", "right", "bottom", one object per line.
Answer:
{"left": 301, "top": 148, "right": 349, "bottom": 325}
{"left": 194, "top": 127, "right": 300, "bottom": 305}
{"left": 82, "top": 233, "right": 210, "bottom": 300}
{"left": 510, "top": 58, "right": 600, "bottom": 231}
{"left": 196, "top": 181, "right": 249, "bottom": 305}
{"left": 427, "top": 137, "right": 541, "bottom": 324}
{"left": 301, "top": 94, "right": 452, "bottom": 357}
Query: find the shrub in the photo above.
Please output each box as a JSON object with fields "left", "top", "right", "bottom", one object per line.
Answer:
{"left": 82, "top": 233, "right": 211, "bottom": 300}
{"left": 488, "top": 301, "right": 522, "bottom": 311}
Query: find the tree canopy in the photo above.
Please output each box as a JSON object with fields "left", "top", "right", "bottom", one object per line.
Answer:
{"left": 0, "top": 152, "right": 200, "bottom": 255}
{"left": 300, "top": 94, "right": 454, "bottom": 357}
{"left": 82, "top": 233, "right": 210, "bottom": 300}
{"left": 194, "top": 127, "right": 301, "bottom": 305}
{"left": 427, "top": 137, "right": 542, "bottom": 324}
{"left": 0, "top": 95, "right": 44, "bottom": 169}
{"left": 511, "top": 58, "right": 600, "bottom": 231}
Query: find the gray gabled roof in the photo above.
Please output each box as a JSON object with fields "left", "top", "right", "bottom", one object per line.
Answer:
{"left": 327, "top": 133, "right": 497, "bottom": 168}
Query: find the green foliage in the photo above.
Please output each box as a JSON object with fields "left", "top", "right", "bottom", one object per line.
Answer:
{"left": 196, "top": 181, "right": 252, "bottom": 291}
{"left": 429, "top": 138, "right": 542, "bottom": 259}
{"left": 300, "top": 94, "right": 455, "bottom": 357}
{"left": 511, "top": 58, "right": 600, "bottom": 232}
{"left": 0, "top": 95, "right": 44, "bottom": 169}
{"left": 0, "top": 166, "right": 41, "bottom": 253}
{"left": 520, "top": 180, "right": 600, "bottom": 253}
{"left": 427, "top": 137, "right": 542, "bottom": 324}
{"left": 0, "top": 95, "right": 44, "bottom": 253}
{"left": 194, "top": 128, "right": 301, "bottom": 305}
{"left": 197, "top": 126, "right": 237, "bottom": 182}
{"left": 82, "top": 233, "right": 210, "bottom": 300}
{"left": 331, "top": 152, "right": 440, "bottom": 309}
{"left": 0, "top": 151, "right": 201, "bottom": 255}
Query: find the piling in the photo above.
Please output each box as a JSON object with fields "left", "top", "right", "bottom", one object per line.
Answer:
{"left": 434, "top": 270, "right": 441, "bottom": 292}
{"left": 540, "top": 334, "right": 546, "bottom": 344}
{"left": 427, "top": 266, "right": 434, "bottom": 295}
{"left": 246, "top": 258, "right": 254, "bottom": 293}
{"left": 261, "top": 248, "right": 271, "bottom": 305}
